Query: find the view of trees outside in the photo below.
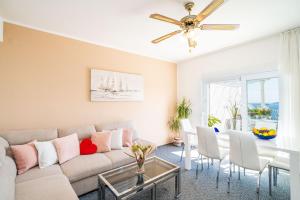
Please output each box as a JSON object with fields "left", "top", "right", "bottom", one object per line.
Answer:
{"left": 247, "top": 77, "right": 279, "bottom": 131}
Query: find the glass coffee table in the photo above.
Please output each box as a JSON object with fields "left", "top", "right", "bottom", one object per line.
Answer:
{"left": 98, "top": 156, "right": 181, "bottom": 200}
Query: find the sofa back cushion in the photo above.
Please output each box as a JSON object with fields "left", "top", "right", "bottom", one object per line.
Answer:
{"left": 95, "top": 121, "right": 139, "bottom": 140}
{"left": 58, "top": 125, "right": 96, "bottom": 140}
{"left": 0, "top": 128, "right": 58, "bottom": 145}
{"left": 0, "top": 156, "right": 17, "bottom": 200}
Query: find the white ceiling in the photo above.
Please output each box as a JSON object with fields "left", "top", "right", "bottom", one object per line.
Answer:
{"left": 0, "top": 0, "right": 300, "bottom": 62}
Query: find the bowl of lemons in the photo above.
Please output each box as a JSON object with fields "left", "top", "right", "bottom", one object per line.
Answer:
{"left": 252, "top": 127, "right": 277, "bottom": 140}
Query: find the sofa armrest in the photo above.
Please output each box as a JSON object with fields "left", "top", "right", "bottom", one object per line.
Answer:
{"left": 0, "top": 137, "right": 9, "bottom": 166}
{"left": 0, "top": 136, "right": 9, "bottom": 148}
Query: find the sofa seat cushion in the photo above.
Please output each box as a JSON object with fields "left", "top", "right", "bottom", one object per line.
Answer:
{"left": 60, "top": 153, "right": 112, "bottom": 183}
{"left": 16, "top": 175, "right": 78, "bottom": 200}
{"left": 71, "top": 175, "right": 98, "bottom": 196}
{"left": 16, "top": 164, "right": 63, "bottom": 184}
{"left": 104, "top": 147, "right": 135, "bottom": 168}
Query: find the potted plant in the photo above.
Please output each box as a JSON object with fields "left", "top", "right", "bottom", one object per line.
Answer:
{"left": 208, "top": 115, "right": 221, "bottom": 130}
{"left": 177, "top": 98, "right": 192, "bottom": 119}
{"left": 168, "top": 98, "right": 192, "bottom": 146}
{"left": 168, "top": 117, "right": 181, "bottom": 146}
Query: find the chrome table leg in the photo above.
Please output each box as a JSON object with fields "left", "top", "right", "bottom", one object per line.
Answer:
{"left": 175, "top": 172, "right": 181, "bottom": 199}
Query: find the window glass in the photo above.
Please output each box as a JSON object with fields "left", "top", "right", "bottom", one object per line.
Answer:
{"left": 247, "top": 77, "right": 279, "bottom": 132}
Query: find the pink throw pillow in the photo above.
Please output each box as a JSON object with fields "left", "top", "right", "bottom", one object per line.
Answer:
{"left": 11, "top": 140, "right": 38, "bottom": 175}
{"left": 123, "top": 128, "right": 133, "bottom": 147}
{"left": 91, "top": 132, "right": 112, "bottom": 153}
{"left": 54, "top": 133, "right": 79, "bottom": 164}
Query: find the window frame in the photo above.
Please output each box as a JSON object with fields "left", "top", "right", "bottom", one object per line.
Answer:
{"left": 241, "top": 71, "right": 279, "bottom": 132}
{"left": 203, "top": 71, "right": 279, "bottom": 133}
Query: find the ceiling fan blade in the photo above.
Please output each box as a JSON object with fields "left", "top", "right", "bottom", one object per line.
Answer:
{"left": 150, "top": 14, "right": 182, "bottom": 26}
{"left": 200, "top": 24, "right": 240, "bottom": 30}
{"left": 196, "top": 0, "right": 225, "bottom": 22}
{"left": 152, "top": 30, "right": 182, "bottom": 44}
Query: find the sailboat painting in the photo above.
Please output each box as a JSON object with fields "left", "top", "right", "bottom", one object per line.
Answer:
{"left": 90, "top": 69, "right": 144, "bottom": 101}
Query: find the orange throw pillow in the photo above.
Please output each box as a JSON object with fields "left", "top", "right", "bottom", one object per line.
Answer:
{"left": 91, "top": 132, "right": 112, "bottom": 153}
{"left": 11, "top": 140, "right": 38, "bottom": 175}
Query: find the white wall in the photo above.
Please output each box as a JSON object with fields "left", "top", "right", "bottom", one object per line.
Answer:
{"left": 177, "top": 35, "right": 280, "bottom": 125}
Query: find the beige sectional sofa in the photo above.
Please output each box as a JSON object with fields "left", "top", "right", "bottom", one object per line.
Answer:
{"left": 0, "top": 122, "right": 155, "bottom": 200}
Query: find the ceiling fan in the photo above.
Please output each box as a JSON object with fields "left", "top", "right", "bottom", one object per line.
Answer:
{"left": 149, "top": 0, "right": 239, "bottom": 52}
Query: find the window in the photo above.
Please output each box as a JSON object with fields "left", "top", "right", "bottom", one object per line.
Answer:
{"left": 205, "top": 71, "right": 279, "bottom": 134}
{"left": 208, "top": 80, "right": 242, "bottom": 131}
{"left": 246, "top": 77, "right": 279, "bottom": 132}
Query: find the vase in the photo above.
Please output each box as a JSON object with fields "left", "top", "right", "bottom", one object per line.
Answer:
{"left": 173, "top": 137, "right": 183, "bottom": 147}
{"left": 136, "top": 173, "right": 144, "bottom": 185}
{"left": 231, "top": 118, "right": 237, "bottom": 130}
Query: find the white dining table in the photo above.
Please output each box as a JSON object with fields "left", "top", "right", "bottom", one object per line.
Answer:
{"left": 183, "top": 131, "right": 300, "bottom": 200}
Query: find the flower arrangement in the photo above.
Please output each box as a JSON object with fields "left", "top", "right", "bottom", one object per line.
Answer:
{"left": 227, "top": 101, "right": 240, "bottom": 130}
{"left": 125, "top": 143, "right": 154, "bottom": 174}
{"left": 252, "top": 127, "right": 277, "bottom": 140}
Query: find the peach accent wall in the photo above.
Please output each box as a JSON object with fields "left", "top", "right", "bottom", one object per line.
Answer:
{"left": 0, "top": 23, "right": 177, "bottom": 145}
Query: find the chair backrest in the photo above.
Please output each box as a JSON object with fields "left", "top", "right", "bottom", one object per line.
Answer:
{"left": 180, "top": 119, "right": 193, "bottom": 132}
{"left": 229, "top": 131, "right": 261, "bottom": 170}
{"left": 196, "top": 126, "right": 220, "bottom": 159}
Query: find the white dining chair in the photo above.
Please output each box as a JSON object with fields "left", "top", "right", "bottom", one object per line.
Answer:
{"left": 179, "top": 119, "right": 197, "bottom": 162}
{"left": 227, "top": 131, "right": 270, "bottom": 194}
{"left": 268, "top": 154, "right": 290, "bottom": 196}
{"left": 196, "top": 126, "right": 228, "bottom": 188}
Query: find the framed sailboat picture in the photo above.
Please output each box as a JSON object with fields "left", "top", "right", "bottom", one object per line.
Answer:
{"left": 90, "top": 69, "right": 144, "bottom": 101}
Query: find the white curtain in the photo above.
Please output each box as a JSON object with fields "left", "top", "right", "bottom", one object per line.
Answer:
{"left": 278, "top": 27, "right": 300, "bottom": 147}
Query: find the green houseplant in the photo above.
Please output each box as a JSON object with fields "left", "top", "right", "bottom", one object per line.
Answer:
{"left": 208, "top": 115, "right": 221, "bottom": 127}
{"left": 177, "top": 98, "right": 192, "bottom": 119}
{"left": 168, "top": 98, "right": 192, "bottom": 146}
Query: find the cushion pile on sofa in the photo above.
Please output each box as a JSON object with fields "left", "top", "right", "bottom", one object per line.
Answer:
{"left": 0, "top": 121, "right": 156, "bottom": 200}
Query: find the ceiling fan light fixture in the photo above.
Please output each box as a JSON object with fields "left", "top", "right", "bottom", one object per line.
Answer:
{"left": 149, "top": 0, "right": 239, "bottom": 52}
{"left": 184, "top": 29, "right": 196, "bottom": 39}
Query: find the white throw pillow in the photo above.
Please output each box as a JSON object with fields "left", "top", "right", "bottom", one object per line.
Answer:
{"left": 107, "top": 129, "right": 123, "bottom": 150}
{"left": 34, "top": 141, "right": 58, "bottom": 168}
